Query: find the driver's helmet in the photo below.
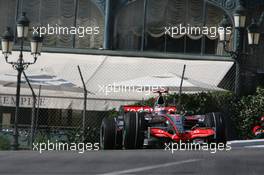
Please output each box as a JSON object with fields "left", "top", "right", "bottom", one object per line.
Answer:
{"left": 154, "top": 95, "right": 165, "bottom": 106}
{"left": 154, "top": 105, "right": 166, "bottom": 115}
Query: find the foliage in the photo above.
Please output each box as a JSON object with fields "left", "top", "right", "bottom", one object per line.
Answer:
{"left": 65, "top": 128, "right": 83, "bottom": 143}
{"left": 231, "top": 88, "right": 264, "bottom": 139}
{"left": 65, "top": 127, "right": 99, "bottom": 143}
{"left": 0, "top": 136, "right": 11, "bottom": 150}
{"left": 33, "top": 132, "right": 49, "bottom": 144}
{"left": 108, "top": 108, "right": 118, "bottom": 118}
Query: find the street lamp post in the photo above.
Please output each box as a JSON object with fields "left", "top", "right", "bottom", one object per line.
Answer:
{"left": 1, "top": 12, "right": 43, "bottom": 150}
{"left": 218, "top": 3, "right": 262, "bottom": 96}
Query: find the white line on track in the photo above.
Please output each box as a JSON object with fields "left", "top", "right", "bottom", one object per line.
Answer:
{"left": 99, "top": 159, "right": 201, "bottom": 175}
{"left": 228, "top": 139, "right": 264, "bottom": 144}
{"left": 244, "top": 145, "right": 264, "bottom": 148}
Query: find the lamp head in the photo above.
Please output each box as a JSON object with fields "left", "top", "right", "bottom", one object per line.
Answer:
{"left": 1, "top": 27, "right": 14, "bottom": 55}
{"left": 17, "top": 12, "right": 30, "bottom": 38}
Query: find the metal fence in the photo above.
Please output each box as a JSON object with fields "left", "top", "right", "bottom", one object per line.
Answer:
{"left": 0, "top": 106, "right": 109, "bottom": 149}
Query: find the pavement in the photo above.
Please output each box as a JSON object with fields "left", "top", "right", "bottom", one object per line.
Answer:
{"left": 0, "top": 140, "right": 263, "bottom": 175}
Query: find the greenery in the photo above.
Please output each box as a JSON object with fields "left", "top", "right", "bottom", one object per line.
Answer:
{"left": 33, "top": 132, "right": 49, "bottom": 144}
{"left": 231, "top": 88, "right": 264, "bottom": 139}
{"left": 108, "top": 108, "right": 118, "bottom": 118}
{"left": 0, "top": 135, "right": 11, "bottom": 150}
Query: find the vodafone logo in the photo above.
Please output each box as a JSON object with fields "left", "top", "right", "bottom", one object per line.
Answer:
{"left": 123, "top": 106, "right": 153, "bottom": 112}
{"left": 123, "top": 106, "right": 176, "bottom": 113}
{"left": 166, "top": 107, "right": 177, "bottom": 112}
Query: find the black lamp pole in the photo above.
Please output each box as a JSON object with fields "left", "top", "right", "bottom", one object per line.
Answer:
{"left": 1, "top": 12, "right": 43, "bottom": 150}
{"left": 233, "top": 1, "right": 247, "bottom": 96}
{"left": 234, "top": 27, "right": 244, "bottom": 95}
{"left": 12, "top": 33, "right": 25, "bottom": 150}
{"left": 12, "top": 12, "right": 29, "bottom": 150}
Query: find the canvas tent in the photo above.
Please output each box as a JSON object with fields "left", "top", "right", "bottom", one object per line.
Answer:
{"left": 0, "top": 51, "right": 234, "bottom": 111}
{"left": 113, "top": 73, "right": 224, "bottom": 92}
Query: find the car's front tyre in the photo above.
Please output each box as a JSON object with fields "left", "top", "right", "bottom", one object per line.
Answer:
{"left": 123, "top": 112, "right": 146, "bottom": 149}
{"left": 205, "top": 112, "right": 227, "bottom": 145}
{"left": 100, "top": 117, "right": 116, "bottom": 149}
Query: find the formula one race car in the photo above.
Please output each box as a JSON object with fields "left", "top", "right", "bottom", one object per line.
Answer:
{"left": 100, "top": 91, "right": 226, "bottom": 149}
{"left": 252, "top": 116, "right": 264, "bottom": 139}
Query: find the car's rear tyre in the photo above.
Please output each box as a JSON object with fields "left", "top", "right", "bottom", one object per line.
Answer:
{"left": 100, "top": 117, "right": 116, "bottom": 149}
{"left": 123, "top": 112, "right": 146, "bottom": 149}
{"left": 205, "top": 112, "right": 227, "bottom": 144}
{"left": 204, "top": 113, "right": 214, "bottom": 128}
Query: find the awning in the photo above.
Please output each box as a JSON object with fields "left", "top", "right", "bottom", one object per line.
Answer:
{"left": 113, "top": 73, "right": 224, "bottom": 92}
{"left": 0, "top": 51, "right": 234, "bottom": 110}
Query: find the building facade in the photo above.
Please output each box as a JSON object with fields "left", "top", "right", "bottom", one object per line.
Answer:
{"left": 1, "top": 0, "right": 263, "bottom": 93}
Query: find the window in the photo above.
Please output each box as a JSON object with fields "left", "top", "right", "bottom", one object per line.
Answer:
{"left": 75, "top": 0, "right": 104, "bottom": 49}
{"left": 18, "top": 0, "right": 76, "bottom": 47}
{"left": 114, "top": 0, "right": 233, "bottom": 55}
{"left": 0, "top": 0, "right": 16, "bottom": 36}
{"left": 114, "top": 0, "right": 144, "bottom": 51}
{"left": 2, "top": 113, "right": 11, "bottom": 128}
{"left": 166, "top": 36, "right": 184, "bottom": 53}
{"left": 16, "top": 0, "right": 104, "bottom": 49}
{"left": 144, "top": 34, "right": 165, "bottom": 52}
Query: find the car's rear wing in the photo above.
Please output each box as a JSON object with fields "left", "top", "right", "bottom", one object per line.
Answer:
{"left": 121, "top": 105, "right": 177, "bottom": 113}
{"left": 154, "top": 106, "right": 177, "bottom": 114}
{"left": 122, "top": 105, "right": 153, "bottom": 113}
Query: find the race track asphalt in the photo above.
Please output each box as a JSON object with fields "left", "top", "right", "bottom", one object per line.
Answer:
{"left": 0, "top": 140, "right": 263, "bottom": 175}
